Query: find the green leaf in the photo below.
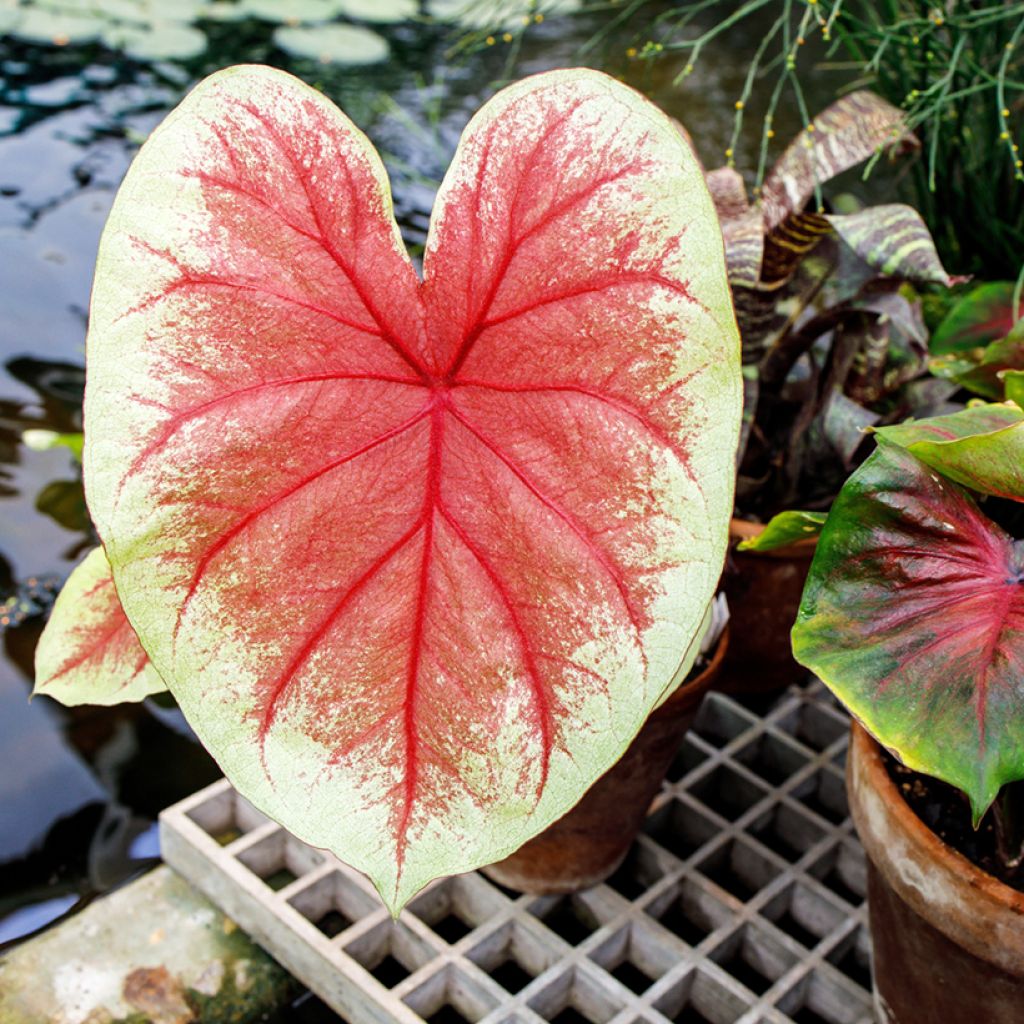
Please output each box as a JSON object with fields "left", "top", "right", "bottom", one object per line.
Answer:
{"left": 335, "top": 0, "right": 417, "bottom": 23}
{"left": 873, "top": 404, "right": 1024, "bottom": 502}
{"left": 22, "top": 429, "right": 84, "bottom": 461}
{"left": 102, "top": 22, "right": 208, "bottom": 60}
{"left": 826, "top": 204, "right": 960, "bottom": 288}
{"left": 240, "top": 0, "right": 344, "bottom": 21}
{"left": 273, "top": 23, "right": 389, "bottom": 63}
{"left": 34, "top": 547, "right": 166, "bottom": 706}
{"left": 931, "top": 282, "right": 1020, "bottom": 354}
{"left": 1005, "top": 370, "right": 1024, "bottom": 408}
{"left": 948, "top": 320, "right": 1024, "bottom": 400}
{"left": 793, "top": 442, "right": 1024, "bottom": 822}
{"left": 761, "top": 91, "right": 915, "bottom": 232}
{"left": 737, "top": 511, "right": 826, "bottom": 552}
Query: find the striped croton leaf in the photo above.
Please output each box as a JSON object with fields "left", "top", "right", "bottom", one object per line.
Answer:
{"left": 75, "top": 65, "right": 740, "bottom": 910}
{"left": 793, "top": 438, "right": 1024, "bottom": 821}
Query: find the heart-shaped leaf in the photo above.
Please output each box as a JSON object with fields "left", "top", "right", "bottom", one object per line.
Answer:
{"left": 873, "top": 404, "right": 1024, "bottom": 502}
{"left": 35, "top": 546, "right": 164, "bottom": 706}
{"left": 83, "top": 66, "right": 740, "bottom": 910}
{"left": 793, "top": 441, "right": 1024, "bottom": 821}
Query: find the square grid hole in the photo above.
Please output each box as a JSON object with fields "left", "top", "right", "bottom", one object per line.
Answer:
{"left": 645, "top": 877, "right": 734, "bottom": 948}
{"left": 589, "top": 920, "right": 683, "bottom": 996}
{"left": 528, "top": 965, "right": 626, "bottom": 1024}
{"left": 185, "top": 786, "right": 269, "bottom": 846}
{"left": 288, "top": 869, "right": 380, "bottom": 939}
{"left": 467, "top": 919, "right": 559, "bottom": 996}
{"left": 528, "top": 893, "right": 606, "bottom": 948}
{"left": 406, "top": 876, "right": 505, "bottom": 947}
{"left": 652, "top": 967, "right": 756, "bottom": 1024}
{"left": 345, "top": 917, "right": 437, "bottom": 989}
{"left": 694, "top": 838, "right": 785, "bottom": 904}
{"left": 235, "top": 830, "right": 323, "bottom": 891}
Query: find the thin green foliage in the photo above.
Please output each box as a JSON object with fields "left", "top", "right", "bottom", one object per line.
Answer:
{"left": 612, "top": 0, "right": 1024, "bottom": 278}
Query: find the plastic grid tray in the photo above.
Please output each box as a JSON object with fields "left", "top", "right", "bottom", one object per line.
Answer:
{"left": 159, "top": 679, "right": 872, "bottom": 1024}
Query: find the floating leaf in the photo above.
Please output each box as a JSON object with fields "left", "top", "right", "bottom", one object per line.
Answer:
{"left": 931, "top": 282, "right": 1020, "bottom": 354}
{"left": 761, "top": 91, "right": 916, "bottom": 232}
{"left": 7, "top": 6, "right": 105, "bottom": 45}
{"left": 826, "top": 204, "right": 961, "bottom": 288}
{"left": 736, "top": 510, "right": 825, "bottom": 552}
{"left": 103, "top": 22, "right": 208, "bottom": 60}
{"left": 873, "top": 404, "right": 1024, "bottom": 502}
{"left": 335, "top": 0, "right": 417, "bottom": 23}
{"left": 240, "top": 0, "right": 344, "bottom": 21}
{"left": 82, "top": 66, "right": 740, "bottom": 911}
{"left": 273, "top": 23, "right": 388, "bottom": 64}
{"left": 34, "top": 547, "right": 165, "bottom": 706}
{"left": 793, "top": 441, "right": 1024, "bottom": 822}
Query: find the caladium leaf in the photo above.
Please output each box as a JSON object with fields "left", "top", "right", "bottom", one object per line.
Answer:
{"left": 826, "top": 205, "right": 962, "bottom": 288}
{"left": 83, "top": 66, "right": 740, "bottom": 911}
{"left": 947, "top": 320, "right": 1024, "bottom": 400}
{"left": 792, "top": 441, "right": 1024, "bottom": 822}
{"left": 34, "top": 546, "right": 165, "bottom": 706}
{"left": 931, "top": 282, "right": 1020, "bottom": 355}
{"left": 760, "top": 91, "right": 915, "bottom": 232}
{"left": 736, "top": 510, "right": 825, "bottom": 552}
{"left": 1004, "top": 370, "right": 1024, "bottom": 408}
{"left": 873, "top": 405, "right": 1024, "bottom": 503}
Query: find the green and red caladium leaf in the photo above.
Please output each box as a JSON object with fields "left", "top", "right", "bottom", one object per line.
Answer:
{"left": 736, "top": 510, "right": 825, "bottom": 553}
{"left": 34, "top": 546, "right": 165, "bottom": 706}
{"left": 760, "top": 91, "right": 916, "bottom": 233}
{"left": 941, "top": 320, "right": 1024, "bottom": 400}
{"left": 931, "top": 282, "right": 1021, "bottom": 355}
{"left": 1004, "top": 370, "right": 1024, "bottom": 408}
{"left": 825, "top": 204, "right": 963, "bottom": 289}
{"left": 82, "top": 65, "right": 741, "bottom": 911}
{"left": 793, "top": 441, "right": 1024, "bottom": 822}
{"left": 873, "top": 404, "right": 1024, "bottom": 503}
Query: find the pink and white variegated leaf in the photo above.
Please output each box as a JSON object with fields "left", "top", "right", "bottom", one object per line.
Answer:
{"left": 34, "top": 546, "right": 165, "bottom": 706}
{"left": 83, "top": 65, "right": 740, "bottom": 911}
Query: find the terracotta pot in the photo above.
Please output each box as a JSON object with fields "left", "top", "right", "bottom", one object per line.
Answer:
{"left": 846, "top": 722, "right": 1024, "bottom": 1024}
{"left": 482, "top": 626, "right": 728, "bottom": 895}
{"left": 717, "top": 517, "right": 816, "bottom": 695}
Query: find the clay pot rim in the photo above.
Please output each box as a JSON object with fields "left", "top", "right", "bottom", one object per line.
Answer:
{"left": 729, "top": 516, "right": 818, "bottom": 558}
{"left": 848, "top": 721, "right": 1024, "bottom": 973}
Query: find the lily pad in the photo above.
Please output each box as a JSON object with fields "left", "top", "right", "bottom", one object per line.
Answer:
{"left": 240, "top": 0, "right": 344, "bottom": 22}
{"left": 102, "top": 21, "right": 207, "bottom": 60}
{"left": 273, "top": 22, "right": 388, "bottom": 64}
{"left": 335, "top": 0, "right": 417, "bottom": 23}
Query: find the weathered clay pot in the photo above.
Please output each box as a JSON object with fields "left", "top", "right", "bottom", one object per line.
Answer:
{"left": 482, "top": 627, "right": 728, "bottom": 895}
{"left": 717, "top": 517, "right": 816, "bottom": 695}
{"left": 846, "top": 722, "right": 1024, "bottom": 1024}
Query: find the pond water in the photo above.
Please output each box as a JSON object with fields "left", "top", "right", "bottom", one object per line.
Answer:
{"left": 0, "top": 0, "right": 844, "bottom": 971}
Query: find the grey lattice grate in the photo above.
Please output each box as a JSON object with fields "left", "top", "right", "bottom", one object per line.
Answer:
{"left": 160, "top": 679, "right": 872, "bottom": 1024}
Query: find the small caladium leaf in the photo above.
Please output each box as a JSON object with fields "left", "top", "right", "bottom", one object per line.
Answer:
{"left": 1004, "top": 370, "right": 1024, "bottom": 408}
{"left": 826, "top": 205, "right": 962, "bottom": 288}
{"left": 793, "top": 441, "right": 1024, "bottom": 822}
{"left": 760, "top": 91, "right": 915, "bottom": 232}
{"left": 873, "top": 404, "right": 1024, "bottom": 502}
{"left": 736, "top": 511, "right": 825, "bottom": 553}
{"left": 931, "top": 282, "right": 1020, "bottom": 354}
{"left": 83, "top": 66, "right": 740, "bottom": 911}
{"left": 34, "top": 546, "right": 165, "bottom": 706}
{"left": 949, "top": 320, "right": 1024, "bottom": 400}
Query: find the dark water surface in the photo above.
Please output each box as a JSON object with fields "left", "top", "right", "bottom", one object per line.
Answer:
{"left": 0, "top": 1, "right": 843, "bottom": 963}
